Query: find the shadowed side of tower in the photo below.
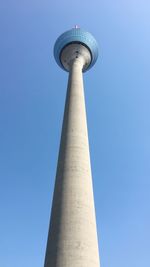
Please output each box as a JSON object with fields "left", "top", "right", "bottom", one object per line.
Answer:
{"left": 44, "top": 28, "right": 100, "bottom": 267}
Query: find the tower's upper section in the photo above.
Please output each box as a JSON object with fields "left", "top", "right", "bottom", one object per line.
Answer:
{"left": 54, "top": 28, "right": 98, "bottom": 72}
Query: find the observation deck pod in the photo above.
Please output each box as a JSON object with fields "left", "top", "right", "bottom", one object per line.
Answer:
{"left": 54, "top": 28, "right": 98, "bottom": 72}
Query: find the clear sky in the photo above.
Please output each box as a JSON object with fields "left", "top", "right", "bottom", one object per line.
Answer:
{"left": 0, "top": 0, "right": 150, "bottom": 266}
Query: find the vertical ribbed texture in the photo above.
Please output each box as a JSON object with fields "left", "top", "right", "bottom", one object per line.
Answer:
{"left": 44, "top": 59, "right": 100, "bottom": 267}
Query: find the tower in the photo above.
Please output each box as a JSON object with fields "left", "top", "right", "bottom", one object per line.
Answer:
{"left": 44, "top": 28, "right": 100, "bottom": 267}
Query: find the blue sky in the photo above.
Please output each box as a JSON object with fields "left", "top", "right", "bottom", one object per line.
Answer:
{"left": 0, "top": 0, "right": 150, "bottom": 266}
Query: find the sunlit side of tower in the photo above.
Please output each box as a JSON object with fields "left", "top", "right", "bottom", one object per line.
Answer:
{"left": 44, "top": 27, "right": 100, "bottom": 267}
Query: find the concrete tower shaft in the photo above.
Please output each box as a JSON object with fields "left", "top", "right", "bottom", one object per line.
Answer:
{"left": 44, "top": 28, "right": 100, "bottom": 267}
